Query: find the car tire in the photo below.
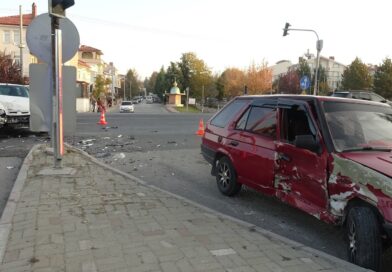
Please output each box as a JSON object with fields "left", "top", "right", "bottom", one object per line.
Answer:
{"left": 216, "top": 156, "right": 242, "bottom": 196}
{"left": 346, "top": 206, "right": 382, "bottom": 271}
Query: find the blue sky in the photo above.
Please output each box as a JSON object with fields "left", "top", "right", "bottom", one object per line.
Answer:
{"left": 1, "top": 0, "right": 391, "bottom": 78}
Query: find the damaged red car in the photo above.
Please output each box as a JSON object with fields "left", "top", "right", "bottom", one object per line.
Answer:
{"left": 201, "top": 95, "right": 392, "bottom": 271}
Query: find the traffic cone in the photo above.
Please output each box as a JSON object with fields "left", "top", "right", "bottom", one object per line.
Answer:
{"left": 196, "top": 119, "right": 205, "bottom": 136}
{"left": 97, "top": 110, "right": 107, "bottom": 125}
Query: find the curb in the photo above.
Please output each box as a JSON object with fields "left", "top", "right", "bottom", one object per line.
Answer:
{"left": 0, "top": 144, "right": 41, "bottom": 263}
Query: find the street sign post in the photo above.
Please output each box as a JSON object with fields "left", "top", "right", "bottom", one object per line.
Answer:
{"left": 300, "top": 76, "right": 311, "bottom": 93}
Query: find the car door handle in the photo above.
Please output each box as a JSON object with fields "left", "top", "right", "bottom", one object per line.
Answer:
{"left": 277, "top": 152, "right": 291, "bottom": 162}
{"left": 229, "top": 140, "right": 239, "bottom": 147}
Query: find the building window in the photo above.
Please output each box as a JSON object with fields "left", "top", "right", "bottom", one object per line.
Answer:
{"left": 82, "top": 52, "right": 93, "bottom": 59}
{"left": 14, "top": 31, "right": 20, "bottom": 45}
{"left": 3, "top": 30, "right": 11, "bottom": 44}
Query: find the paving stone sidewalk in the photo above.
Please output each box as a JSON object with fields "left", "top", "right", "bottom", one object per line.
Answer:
{"left": 0, "top": 144, "right": 369, "bottom": 272}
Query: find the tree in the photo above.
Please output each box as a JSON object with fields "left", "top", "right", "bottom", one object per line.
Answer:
{"left": 297, "top": 57, "right": 311, "bottom": 79}
{"left": 245, "top": 61, "right": 272, "bottom": 94}
{"left": 316, "top": 65, "right": 330, "bottom": 95}
{"left": 219, "top": 68, "right": 246, "bottom": 98}
{"left": 92, "top": 75, "right": 111, "bottom": 100}
{"left": 125, "top": 69, "right": 141, "bottom": 98}
{"left": 278, "top": 70, "right": 300, "bottom": 94}
{"left": 373, "top": 58, "right": 392, "bottom": 99}
{"left": 145, "top": 71, "right": 158, "bottom": 94}
{"left": 154, "top": 66, "right": 168, "bottom": 99}
{"left": 0, "top": 51, "right": 23, "bottom": 84}
{"left": 341, "top": 57, "right": 372, "bottom": 90}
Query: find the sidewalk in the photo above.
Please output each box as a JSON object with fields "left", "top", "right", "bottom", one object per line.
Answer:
{"left": 0, "top": 144, "right": 369, "bottom": 272}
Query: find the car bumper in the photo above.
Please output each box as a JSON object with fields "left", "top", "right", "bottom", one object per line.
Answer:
{"left": 120, "top": 108, "right": 134, "bottom": 112}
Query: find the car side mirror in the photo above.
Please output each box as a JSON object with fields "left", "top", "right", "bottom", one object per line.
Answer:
{"left": 294, "top": 135, "right": 321, "bottom": 154}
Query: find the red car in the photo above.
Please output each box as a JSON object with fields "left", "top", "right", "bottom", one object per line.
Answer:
{"left": 201, "top": 95, "right": 392, "bottom": 271}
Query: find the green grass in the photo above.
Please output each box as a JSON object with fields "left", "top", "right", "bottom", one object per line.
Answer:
{"left": 175, "top": 105, "right": 200, "bottom": 113}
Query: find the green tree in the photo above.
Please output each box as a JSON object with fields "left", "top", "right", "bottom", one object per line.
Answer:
{"left": 0, "top": 51, "right": 23, "bottom": 84}
{"left": 125, "top": 69, "right": 141, "bottom": 98}
{"left": 296, "top": 58, "right": 311, "bottom": 79}
{"left": 373, "top": 58, "right": 392, "bottom": 99}
{"left": 92, "top": 75, "right": 111, "bottom": 100}
{"left": 154, "top": 66, "right": 168, "bottom": 99}
{"left": 341, "top": 57, "right": 372, "bottom": 90}
{"left": 145, "top": 71, "right": 158, "bottom": 94}
{"left": 166, "top": 62, "right": 183, "bottom": 90}
{"left": 317, "top": 65, "right": 330, "bottom": 95}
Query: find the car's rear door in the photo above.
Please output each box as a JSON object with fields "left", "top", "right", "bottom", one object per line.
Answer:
{"left": 226, "top": 99, "right": 277, "bottom": 192}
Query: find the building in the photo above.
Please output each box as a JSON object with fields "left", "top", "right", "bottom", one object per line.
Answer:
{"left": 0, "top": 3, "right": 38, "bottom": 79}
{"left": 271, "top": 54, "right": 346, "bottom": 91}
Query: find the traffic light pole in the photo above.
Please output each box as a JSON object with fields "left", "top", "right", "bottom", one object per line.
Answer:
{"left": 51, "top": 15, "right": 64, "bottom": 168}
{"left": 282, "top": 25, "right": 323, "bottom": 96}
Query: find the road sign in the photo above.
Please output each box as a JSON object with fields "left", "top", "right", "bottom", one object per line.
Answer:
{"left": 300, "top": 76, "right": 311, "bottom": 90}
{"left": 26, "top": 13, "right": 79, "bottom": 64}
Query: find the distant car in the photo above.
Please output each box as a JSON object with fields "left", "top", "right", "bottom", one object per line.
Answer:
{"left": 331, "top": 90, "right": 392, "bottom": 106}
{"left": 0, "top": 83, "right": 30, "bottom": 129}
{"left": 146, "top": 96, "right": 153, "bottom": 104}
{"left": 119, "top": 101, "right": 134, "bottom": 113}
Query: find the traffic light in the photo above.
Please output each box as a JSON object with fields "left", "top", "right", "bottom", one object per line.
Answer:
{"left": 49, "top": 0, "right": 75, "bottom": 17}
{"left": 283, "top": 22, "right": 291, "bottom": 36}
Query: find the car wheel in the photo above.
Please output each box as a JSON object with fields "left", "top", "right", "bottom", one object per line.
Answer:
{"left": 346, "top": 206, "right": 382, "bottom": 271}
{"left": 216, "top": 156, "right": 242, "bottom": 196}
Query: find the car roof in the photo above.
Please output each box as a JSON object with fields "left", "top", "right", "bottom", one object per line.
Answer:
{"left": 234, "top": 94, "right": 390, "bottom": 107}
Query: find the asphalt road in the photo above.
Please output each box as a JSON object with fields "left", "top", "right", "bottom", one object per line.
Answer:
{"left": 1, "top": 101, "right": 391, "bottom": 271}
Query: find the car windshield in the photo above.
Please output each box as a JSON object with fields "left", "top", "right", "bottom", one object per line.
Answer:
{"left": 323, "top": 101, "right": 392, "bottom": 152}
{"left": 0, "top": 85, "right": 29, "bottom": 98}
{"left": 121, "top": 101, "right": 132, "bottom": 105}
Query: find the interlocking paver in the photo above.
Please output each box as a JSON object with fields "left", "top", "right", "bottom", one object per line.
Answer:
{"left": 0, "top": 145, "right": 369, "bottom": 272}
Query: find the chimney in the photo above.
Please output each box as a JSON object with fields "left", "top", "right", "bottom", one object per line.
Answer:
{"left": 32, "top": 3, "right": 37, "bottom": 18}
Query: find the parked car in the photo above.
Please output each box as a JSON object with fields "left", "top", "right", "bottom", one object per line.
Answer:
{"left": 145, "top": 96, "right": 153, "bottom": 104}
{"left": 201, "top": 94, "right": 392, "bottom": 271}
{"left": 119, "top": 101, "right": 134, "bottom": 113}
{"left": 331, "top": 90, "right": 392, "bottom": 106}
{"left": 0, "top": 83, "right": 30, "bottom": 129}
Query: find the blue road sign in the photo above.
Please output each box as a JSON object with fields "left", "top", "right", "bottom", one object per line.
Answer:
{"left": 300, "top": 76, "right": 310, "bottom": 90}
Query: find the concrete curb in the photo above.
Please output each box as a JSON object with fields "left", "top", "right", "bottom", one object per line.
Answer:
{"left": 0, "top": 144, "right": 41, "bottom": 263}
{"left": 66, "top": 144, "right": 369, "bottom": 271}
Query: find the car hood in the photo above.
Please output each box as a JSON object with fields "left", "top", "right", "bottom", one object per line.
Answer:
{"left": 0, "top": 95, "right": 30, "bottom": 113}
{"left": 340, "top": 152, "right": 392, "bottom": 178}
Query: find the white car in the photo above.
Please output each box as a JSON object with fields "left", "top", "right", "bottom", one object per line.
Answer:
{"left": 0, "top": 83, "right": 30, "bottom": 129}
{"left": 119, "top": 101, "right": 134, "bottom": 113}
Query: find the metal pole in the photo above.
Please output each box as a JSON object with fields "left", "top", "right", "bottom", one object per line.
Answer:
{"left": 201, "top": 85, "right": 204, "bottom": 113}
{"left": 19, "top": 6, "right": 24, "bottom": 82}
{"left": 186, "top": 87, "right": 189, "bottom": 112}
{"left": 314, "top": 49, "right": 320, "bottom": 95}
{"left": 123, "top": 78, "right": 125, "bottom": 101}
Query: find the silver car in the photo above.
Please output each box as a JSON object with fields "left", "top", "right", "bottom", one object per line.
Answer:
{"left": 119, "top": 101, "right": 134, "bottom": 113}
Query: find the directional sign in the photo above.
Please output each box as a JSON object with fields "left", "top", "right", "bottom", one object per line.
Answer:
{"left": 300, "top": 76, "right": 311, "bottom": 90}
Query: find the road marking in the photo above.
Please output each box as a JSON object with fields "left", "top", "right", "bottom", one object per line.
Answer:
{"left": 210, "top": 248, "right": 236, "bottom": 256}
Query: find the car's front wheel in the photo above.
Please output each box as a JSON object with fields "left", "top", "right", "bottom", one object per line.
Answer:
{"left": 346, "top": 206, "right": 382, "bottom": 271}
{"left": 216, "top": 156, "right": 242, "bottom": 196}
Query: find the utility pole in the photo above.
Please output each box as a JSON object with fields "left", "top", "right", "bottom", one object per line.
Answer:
{"left": 19, "top": 5, "right": 24, "bottom": 82}
{"left": 123, "top": 77, "right": 125, "bottom": 101}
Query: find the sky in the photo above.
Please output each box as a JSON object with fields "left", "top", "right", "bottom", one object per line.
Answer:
{"left": 1, "top": 0, "right": 391, "bottom": 79}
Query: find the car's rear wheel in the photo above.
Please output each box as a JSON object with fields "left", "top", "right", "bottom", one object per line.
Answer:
{"left": 216, "top": 156, "right": 241, "bottom": 196}
{"left": 346, "top": 206, "right": 382, "bottom": 271}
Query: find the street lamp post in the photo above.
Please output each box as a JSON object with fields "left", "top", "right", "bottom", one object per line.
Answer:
{"left": 283, "top": 23, "right": 323, "bottom": 96}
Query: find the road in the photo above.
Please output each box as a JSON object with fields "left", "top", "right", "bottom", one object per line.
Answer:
{"left": 1, "top": 101, "right": 391, "bottom": 271}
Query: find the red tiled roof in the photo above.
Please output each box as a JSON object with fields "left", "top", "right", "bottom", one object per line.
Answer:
{"left": 0, "top": 14, "right": 34, "bottom": 26}
{"left": 79, "top": 45, "right": 103, "bottom": 55}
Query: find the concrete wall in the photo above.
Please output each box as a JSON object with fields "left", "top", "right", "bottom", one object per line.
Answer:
{"left": 76, "top": 98, "right": 90, "bottom": 112}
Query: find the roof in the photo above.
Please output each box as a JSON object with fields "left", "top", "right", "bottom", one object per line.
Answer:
{"left": 0, "top": 3, "right": 37, "bottom": 26}
{"left": 0, "top": 14, "right": 34, "bottom": 26}
{"left": 79, "top": 45, "right": 103, "bottom": 55}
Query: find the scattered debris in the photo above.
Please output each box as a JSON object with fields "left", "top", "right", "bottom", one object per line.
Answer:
{"left": 117, "top": 134, "right": 123, "bottom": 138}
{"left": 6, "top": 166, "right": 14, "bottom": 170}
{"left": 156, "top": 144, "right": 161, "bottom": 148}
{"left": 95, "top": 152, "right": 111, "bottom": 158}
{"left": 112, "top": 153, "right": 126, "bottom": 160}
{"left": 167, "top": 141, "right": 176, "bottom": 144}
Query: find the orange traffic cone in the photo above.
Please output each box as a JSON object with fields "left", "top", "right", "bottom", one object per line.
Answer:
{"left": 196, "top": 119, "right": 205, "bottom": 136}
{"left": 97, "top": 110, "right": 107, "bottom": 125}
